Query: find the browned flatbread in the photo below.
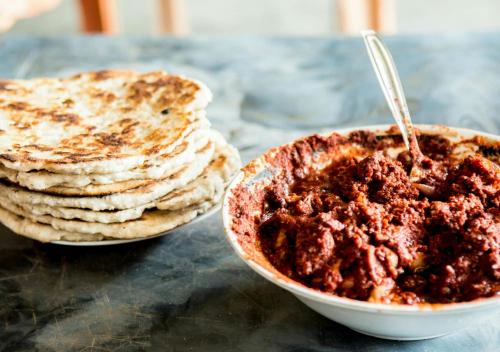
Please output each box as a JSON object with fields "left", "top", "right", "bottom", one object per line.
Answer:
{"left": 0, "top": 70, "right": 212, "bottom": 174}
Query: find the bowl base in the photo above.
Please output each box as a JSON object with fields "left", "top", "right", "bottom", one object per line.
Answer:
{"left": 350, "top": 328, "right": 448, "bottom": 341}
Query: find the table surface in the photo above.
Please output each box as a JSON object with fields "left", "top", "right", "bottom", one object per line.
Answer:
{"left": 0, "top": 34, "right": 498, "bottom": 352}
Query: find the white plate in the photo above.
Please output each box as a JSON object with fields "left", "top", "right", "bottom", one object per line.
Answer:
{"left": 50, "top": 203, "right": 221, "bottom": 246}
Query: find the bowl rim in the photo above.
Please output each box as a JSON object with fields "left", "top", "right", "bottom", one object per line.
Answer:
{"left": 222, "top": 124, "right": 500, "bottom": 315}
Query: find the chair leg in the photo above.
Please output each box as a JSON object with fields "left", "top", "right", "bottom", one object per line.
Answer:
{"left": 372, "top": 0, "right": 396, "bottom": 33}
{"left": 157, "top": 0, "right": 189, "bottom": 35}
{"left": 337, "top": 0, "right": 396, "bottom": 34}
{"left": 78, "top": 0, "right": 119, "bottom": 34}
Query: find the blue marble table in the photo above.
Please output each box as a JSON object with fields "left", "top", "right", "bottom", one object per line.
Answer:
{"left": 0, "top": 34, "right": 498, "bottom": 351}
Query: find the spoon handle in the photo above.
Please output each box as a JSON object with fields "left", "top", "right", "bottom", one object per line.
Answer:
{"left": 361, "top": 30, "right": 416, "bottom": 152}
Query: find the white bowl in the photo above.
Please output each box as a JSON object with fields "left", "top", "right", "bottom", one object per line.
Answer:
{"left": 222, "top": 124, "right": 500, "bottom": 340}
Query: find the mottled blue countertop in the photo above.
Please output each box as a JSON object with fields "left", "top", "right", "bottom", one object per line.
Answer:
{"left": 0, "top": 34, "right": 498, "bottom": 351}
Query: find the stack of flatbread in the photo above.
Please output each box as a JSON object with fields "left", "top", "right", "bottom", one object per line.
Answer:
{"left": 0, "top": 70, "right": 241, "bottom": 242}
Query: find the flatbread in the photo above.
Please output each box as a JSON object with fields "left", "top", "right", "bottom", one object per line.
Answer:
{"left": 0, "top": 134, "right": 241, "bottom": 223}
{"left": 156, "top": 142, "right": 240, "bottom": 211}
{"left": 0, "top": 141, "right": 215, "bottom": 211}
{"left": 0, "top": 116, "right": 211, "bottom": 191}
{"left": 40, "top": 177, "right": 176, "bottom": 197}
{"left": 0, "top": 70, "right": 212, "bottom": 173}
{"left": 33, "top": 131, "right": 211, "bottom": 195}
{"left": 0, "top": 188, "right": 216, "bottom": 239}
{"left": 0, "top": 200, "right": 214, "bottom": 242}
{"left": 4, "top": 200, "right": 149, "bottom": 224}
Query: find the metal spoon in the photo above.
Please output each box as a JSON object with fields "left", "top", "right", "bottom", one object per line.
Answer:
{"left": 361, "top": 30, "right": 434, "bottom": 194}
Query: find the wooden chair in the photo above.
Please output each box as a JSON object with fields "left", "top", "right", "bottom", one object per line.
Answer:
{"left": 77, "top": 0, "right": 395, "bottom": 35}
{"left": 78, "top": 0, "right": 119, "bottom": 33}
{"left": 337, "top": 0, "right": 396, "bottom": 34}
{"left": 157, "top": 0, "right": 189, "bottom": 35}
{"left": 78, "top": 0, "right": 188, "bottom": 35}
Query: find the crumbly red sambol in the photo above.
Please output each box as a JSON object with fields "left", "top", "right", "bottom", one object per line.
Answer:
{"left": 229, "top": 128, "right": 499, "bottom": 304}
